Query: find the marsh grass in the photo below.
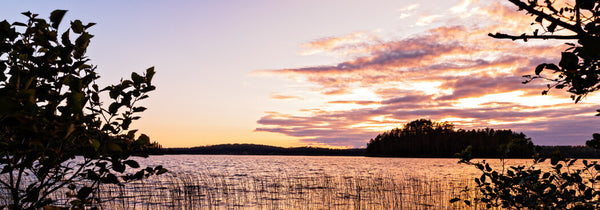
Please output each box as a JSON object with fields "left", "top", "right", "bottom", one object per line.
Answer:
{"left": 11, "top": 171, "right": 491, "bottom": 209}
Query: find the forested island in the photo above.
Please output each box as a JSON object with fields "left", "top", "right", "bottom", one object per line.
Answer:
{"left": 366, "top": 119, "right": 534, "bottom": 158}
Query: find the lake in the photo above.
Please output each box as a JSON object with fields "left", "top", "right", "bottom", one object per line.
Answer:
{"left": 81, "top": 155, "right": 540, "bottom": 209}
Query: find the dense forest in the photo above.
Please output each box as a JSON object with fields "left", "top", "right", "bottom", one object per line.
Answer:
{"left": 366, "top": 119, "right": 534, "bottom": 158}
{"left": 537, "top": 146, "right": 600, "bottom": 159}
{"left": 164, "top": 144, "right": 365, "bottom": 156}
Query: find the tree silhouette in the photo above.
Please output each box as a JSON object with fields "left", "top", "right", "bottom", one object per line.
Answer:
{"left": 491, "top": 0, "right": 600, "bottom": 103}
{"left": 490, "top": 0, "right": 600, "bottom": 155}
{"left": 453, "top": 0, "right": 600, "bottom": 208}
{"left": 0, "top": 10, "right": 166, "bottom": 209}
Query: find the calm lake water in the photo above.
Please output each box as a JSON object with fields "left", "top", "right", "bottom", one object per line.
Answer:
{"left": 139, "top": 155, "right": 530, "bottom": 179}
{"left": 1, "top": 155, "right": 568, "bottom": 209}
{"left": 104, "top": 155, "right": 543, "bottom": 209}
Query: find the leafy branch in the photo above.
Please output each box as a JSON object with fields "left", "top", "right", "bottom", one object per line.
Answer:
{"left": 0, "top": 10, "right": 166, "bottom": 209}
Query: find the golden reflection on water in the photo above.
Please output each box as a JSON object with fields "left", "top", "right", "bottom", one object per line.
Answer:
{"left": 111, "top": 155, "right": 563, "bottom": 209}
{"left": 16, "top": 155, "right": 591, "bottom": 209}
{"left": 139, "top": 155, "right": 546, "bottom": 180}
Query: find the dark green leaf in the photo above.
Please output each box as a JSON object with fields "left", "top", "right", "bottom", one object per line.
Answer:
{"left": 134, "top": 170, "right": 145, "bottom": 179}
{"left": 146, "top": 67, "right": 155, "bottom": 83}
{"left": 122, "top": 117, "right": 132, "bottom": 130}
{"left": 84, "top": 22, "right": 96, "bottom": 29}
{"left": 86, "top": 170, "right": 100, "bottom": 181}
{"left": 112, "top": 160, "right": 125, "bottom": 173}
{"left": 12, "top": 22, "right": 27, "bottom": 27}
{"left": 124, "top": 160, "right": 140, "bottom": 168}
{"left": 133, "top": 107, "right": 147, "bottom": 112}
{"left": 74, "top": 32, "right": 93, "bottom": 51}
{"left": 21, "top": 11, "right": 32, "bottom": 18}
{"left": 131, "top": 72, "right": 143, "bottom": 84}
{"left": 535, "top": 64, "right": 545, "bottom": 75}
{"left": 156, "top": 167, "right": 168, "bottom": 175}
{"left": 61, "top": 30, "right": 71, "bottom": 47}
{"left": 109, "top": 102, "right": 121, "bottom": 114}
{"left": 108, "top": 88, "right": 119, "bottom": 99}
{"left": 71, "top": 20, "right": 84, "bottom": 33}
{"left": 102, "top": 173, "right": 120, "bottom": 184}
{"left": 142, "top": 85, "right": 156, "bottom": 93}
{"left": 91, "top": 93, "right": 99, "bottom": 102}
{"left": 49, "top": 10, "right": 67, "bottom": 29}
{"left": 559, "top": 52, "right": 578, "bottom": 70}
{"left": 545, "top": 63, "right": 560, "bottom": 71}
{"left": 77, "top": 187, "right": 93, "bottom": 200}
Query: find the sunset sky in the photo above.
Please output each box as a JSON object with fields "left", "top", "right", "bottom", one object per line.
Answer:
{"left": 3, "top": 0, "right": 599, "bottom": 148}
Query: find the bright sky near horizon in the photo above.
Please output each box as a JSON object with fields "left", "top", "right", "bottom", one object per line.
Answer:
{"left": 2, "top": 0, "right": 599, "bottom": 148}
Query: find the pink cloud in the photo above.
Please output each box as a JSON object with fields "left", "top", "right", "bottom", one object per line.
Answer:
{"left": 270, "top": 93, "right": 303, "bottom": 100}
{"left": 301, "top": 31, "right": 376, "bottom": 56}
{"left": 254, "top": 0, "right": 600, "bottom": 147}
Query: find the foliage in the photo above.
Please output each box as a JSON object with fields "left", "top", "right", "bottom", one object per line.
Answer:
{"left": 493, "top": 0, "right": 600, "bottom": 104}
{"left": 454, "top": 147, "right": 600, "bottom": 209}
{"left": 366, "top": 119, "right": 534, "bottom": 158}
{"left": 453, "top": 0, "right": 600, "bottom": 209}
{"left": 538, "top": 145, "right": 600, "bottom": 158}
{"left": 0, "top": 10, "right": 166, "bottom": 209}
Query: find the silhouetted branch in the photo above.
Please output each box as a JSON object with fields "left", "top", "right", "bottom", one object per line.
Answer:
{"left": 507, "top": 0, "right": 585, "bottom": 35}
{"left": 489, "top": 32, "right": 581, "bottom": 40}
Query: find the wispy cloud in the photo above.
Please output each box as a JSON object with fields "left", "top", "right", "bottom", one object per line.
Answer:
{"left": 255, "top": 0, "right": 600, "bottom": 147}
{"left": 397, "top": 4, "right": 420, "bottom": 19}
{"left": 415, "top": 15, "right": 444, "bottom": 26}
{"left": 450, "top": 0, "right": 479, "bottom": 14}
{"left": 399, "top": 4, "right": 420, "bottom": 12}
{"left": 270, "top": 93, "right": 303, "bottom": 100}
{"left": 300, "top": 31, "right": 377, "bottom": 57}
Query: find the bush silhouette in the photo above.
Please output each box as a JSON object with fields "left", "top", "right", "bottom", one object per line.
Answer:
{"left": 454, "top": 0, "right": 600, "bottom": 208}
{"left": 0, "top": 10, "right": 166, "bottom": 209}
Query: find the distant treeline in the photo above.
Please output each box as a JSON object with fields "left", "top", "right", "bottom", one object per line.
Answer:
{"left": 163, "top": 143, "right": 366, "bottom": 156}
{"left": 366, "top": 119, "right": 534, "bottom": 158}
{"left": 158, "top": 119, "right": 600, "bottom": 159}
{"left": 159, "top": 144, "right": 600, "bottom": 159}
{"left": 538, "top": 146, "right": 600, "bottom": 159}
